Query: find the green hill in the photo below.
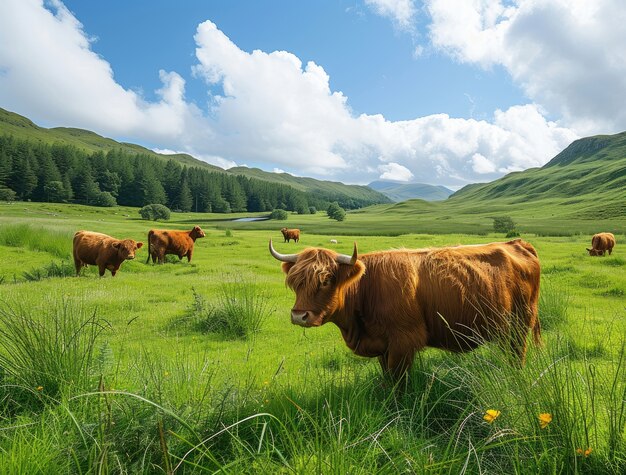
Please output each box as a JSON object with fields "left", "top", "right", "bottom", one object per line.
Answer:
{"left": 229, "top": 166, "right": 388, "bottom": 203}
{"left": 450, "top": 131, "right": 626, "bottom": 220}
{"left": 0, "top": 107, "right": 389, "bottom": 207}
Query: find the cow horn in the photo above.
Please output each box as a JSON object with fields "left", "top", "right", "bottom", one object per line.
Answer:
{"left": 269, "top": 238, "right": 298, "bottom": 262}
{"left": 336, "top": 242, "right": 358, "bottom": 266}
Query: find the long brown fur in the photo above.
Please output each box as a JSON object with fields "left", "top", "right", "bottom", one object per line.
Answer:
{"left": 280, "top": 228, "right": 300, "bottom": 243}
{"left": 279, "top": 239, "right": 541, "bottom": 379}
{"left": 587, "top": 232, "right": 616, "bottom": 256}
{"left": 73, "top": 231, "right": 143, "bottom": 277}
{"left": 146, "top": 226, "right": 205, "bottom": 264}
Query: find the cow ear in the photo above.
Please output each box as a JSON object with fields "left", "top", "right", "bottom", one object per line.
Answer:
{"left": 112, "top": 241, "right": 120, "bottom": 249}
{"left": 336, "top": 260, "right": 365, "bottom": 288}
{"left": 136, "top": 242, "right": 144, "bottom": 249}
{"left": 282, "top": 262, "right": 295, "bottom": 274}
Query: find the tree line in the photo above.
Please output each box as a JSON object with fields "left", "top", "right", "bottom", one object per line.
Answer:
{"left": 0, "top": 135, "right": 379, "bottom": 213}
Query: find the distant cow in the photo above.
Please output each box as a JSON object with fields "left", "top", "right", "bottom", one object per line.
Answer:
{"left": 330, "top": 239, "right": 338, "bottom": 244}
{"left": 281, "top": 228, "right": 300, "bottom": 243}
{"left": 587, "top": 232, "right": 616, "bottom": 256}
{"left": 270, "top": 238, "right": 541, "bottom": 379}
{"left": 146, "top": 226, "right": 206, "bottom": 264}
{"left": 73, "top": 231, "right": 143, "bottom": 277}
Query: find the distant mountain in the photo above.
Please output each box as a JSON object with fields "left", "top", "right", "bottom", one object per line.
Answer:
{"left": 0, "top": 107, "right": 390, "bottom": 208}
{"left": 368, "top": 180, "right": 454, "bottom": 202}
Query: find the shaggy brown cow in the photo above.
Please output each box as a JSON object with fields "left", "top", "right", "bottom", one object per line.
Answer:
{"left": 146, "top": 226, "right": 205, "bottom": 264}
{"left": 73, "top": 231, "right": 143, "bottom": 277}
{"left": 587, "top": 232, "right": 616, "bottom": 256}
{"left": 281, "top": 227, "right": 300, "bottom": 243}
{"left": 270, "top": 238, "right": 541, "bottom": 379}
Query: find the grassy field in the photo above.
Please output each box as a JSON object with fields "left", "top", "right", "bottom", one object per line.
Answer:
{"left": 0, "top": 202, "right": 625, "bottom": 473}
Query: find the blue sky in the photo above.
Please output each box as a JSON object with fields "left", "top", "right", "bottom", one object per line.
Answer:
{"left": 1, "top": 1, "right": 625, "bottom": 187}
{"left": 60, "top": 0, "right": 523, "bottom": 122}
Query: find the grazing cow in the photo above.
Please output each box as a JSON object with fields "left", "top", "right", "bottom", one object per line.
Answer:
{"left": 73, "top": 231, "right": 143, "bottom": 277}
{"left": 146, "top": 226, "right": 206, "bottom": 264}
{"left": 281, "top": 227, "right": 300, "bottom": 243}
{"left": 587, "top": 232, "right": 616, "bottom": 256}
{"left": 330, "top": 239, "right": 338, "bottom": 244}
{"left": 270, "top": 238, "right": 541, "bottom": 379}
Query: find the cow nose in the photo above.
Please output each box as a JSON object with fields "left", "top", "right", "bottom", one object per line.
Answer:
{"left": 291, "top": 310, "right": 309, "bottom": 326}
{"left": 128, "top": 255, "right": 135, "bottom": 260}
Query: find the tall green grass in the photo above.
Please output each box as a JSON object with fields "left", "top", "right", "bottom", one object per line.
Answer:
{"left": 0, "top": 223, "right": 72, "bottom": 258}
{"left": 186, "top": 276, "right": 274, "bottom": 339}
{"left": 0, "top": 297, "right": 108, "bottom": 399}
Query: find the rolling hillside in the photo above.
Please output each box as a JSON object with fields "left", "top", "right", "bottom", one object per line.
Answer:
{"left": 450, "top": 131, "right": 626, "bottom": 219}
{"left": 368, "top": 180, "right": 453, "bottom": 202}
{"left": 0, "top": 107, "right": 389, "bottom": 207}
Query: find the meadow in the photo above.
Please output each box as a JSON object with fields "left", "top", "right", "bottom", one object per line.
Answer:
{"left": 0, "top": 202, "right": 624, "bottom": 473}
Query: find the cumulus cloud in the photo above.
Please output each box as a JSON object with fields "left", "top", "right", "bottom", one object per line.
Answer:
{"left": 379, "top": 162, "right": 414, "bottom": 181}
{"left": 0, "top": 0, "right": 580, "bottom": 188}
{"left": 421, "top": 0, "right": 626, "bottom": 135}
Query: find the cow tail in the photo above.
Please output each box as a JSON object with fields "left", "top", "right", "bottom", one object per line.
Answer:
{"left": 145, "top": 231, "right": 153, "bottom": 264}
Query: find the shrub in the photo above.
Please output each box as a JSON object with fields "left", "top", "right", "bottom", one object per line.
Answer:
{"left": 308, "top": 206, "right": 317, "bottom": 214}
{"left": 139, "top": 203, "right": 171, "bottom": 221}
{"left": 493, "top": 216, "right": 516, "bottom": 233}
{"left": 90, "top": 190, "right": 117, "bottom": 207}
{"left": 327, "top": 202, "right": 346, "bottom": 221}
{"left": 506, "top": 230, "right": 521, "bottom": 238}
{"left": 0, "top": 186, "right": 16, "bottom": 201}
{"left": 270, "top": 208, "right": 288, "bottom": 220}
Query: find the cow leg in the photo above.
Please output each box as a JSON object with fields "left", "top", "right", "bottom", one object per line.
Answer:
{"left": 151, "top": 253, "right": 157, "bottom": 264}
{"left": 186, "top": 250, "right": 192, "bottom": 262}
{"left": 379, "top": 347, "right": 416, "bottom": 387}
{"left": 609, "top": 248, "right": 613, "bottom": 255}
{"left": 378, "top": 354, "right": 388, "bottom": 374}
{"left": 74, "top": 257, "right": 82, "bottom": 276}
{"left": 98, "top": 264, "right": 106, "bottom": 277}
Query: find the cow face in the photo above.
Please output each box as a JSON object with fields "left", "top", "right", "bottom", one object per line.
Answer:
{"left": 270, "top": 241, "right": 365, "bottom": 327}
{"left": 114, "top": 240, "right": 143, "bottom": 260}
{"left": 192, "top": 226, "right": 206, "bottom": 239}
{"left": 586, "top": 248, "right": 603, "bottom": 256}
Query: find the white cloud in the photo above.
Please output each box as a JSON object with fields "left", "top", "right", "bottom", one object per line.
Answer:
{"left": 471, "top": 153, "right": 495, "bottom": 174}
{"left": 378, "top": 162, "right": 414, "bottom": 181}
{"left": 0, "top": 1, "right": 580, "bottom": 189}
{"left": 422, "top": 0, "right": 626, "bottom": 135}
{"left": 364, "top": 0, "right": 417, "bottom": 31}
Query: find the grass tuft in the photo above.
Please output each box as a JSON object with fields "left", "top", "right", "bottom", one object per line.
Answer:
{"left": 22, "top": 260, "right": 75, "bottom": 281}
{"left": 0, "top": 297, "right": 109, "bottom": 401}
{"left": 188, "top": 277, "right": 274, "bottom": 339}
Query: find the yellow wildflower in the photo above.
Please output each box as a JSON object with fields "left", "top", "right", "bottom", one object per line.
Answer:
{"left": 36, "top": 386, "right": 43, "bottom": 391}
{"left": 483, "top": 409, "right": 501, "bottom": 424}
{"left": 577, "top": 447, "right": 592, "bottom": 457}
{"left": 164, "top": 371, "right": 170, "bottom": 377}
{"left": 538, "top": 413, "right": 552, "bottom": 429}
